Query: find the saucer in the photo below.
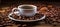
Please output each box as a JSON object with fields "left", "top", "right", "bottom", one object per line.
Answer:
{"left": 8, "top": 12, "right": 46, "bottom": 22}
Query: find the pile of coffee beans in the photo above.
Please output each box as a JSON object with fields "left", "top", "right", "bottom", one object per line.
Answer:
{"left": 43, "top": 5, "right": 60, "bottom": 26}
{"left": 0, "top": 14, "right": 28, "bottom": 27}
{"left": 10, "top": 13, "right": 44, "bottom": 20}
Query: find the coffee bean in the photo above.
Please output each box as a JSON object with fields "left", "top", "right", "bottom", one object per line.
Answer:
{"left": 22, "top": 24, "right": 27, "bottom": 27}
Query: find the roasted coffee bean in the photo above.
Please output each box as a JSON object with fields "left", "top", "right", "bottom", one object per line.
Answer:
{"left": 29, "top": 18, "right": 33, "bottom": 20}
{"left": 18, "top": 16, "right": 22, "bottom": 20}
{"left": 22, "top": 24, "right": 27, "bottom": 27}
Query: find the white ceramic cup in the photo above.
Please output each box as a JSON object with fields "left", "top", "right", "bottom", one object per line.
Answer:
{"left": 18, "top": 5, "right": 37, "bottom": 16}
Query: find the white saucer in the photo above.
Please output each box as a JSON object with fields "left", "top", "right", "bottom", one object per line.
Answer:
{"left": 8, "top": 12, "right": 46, "bottom": 22}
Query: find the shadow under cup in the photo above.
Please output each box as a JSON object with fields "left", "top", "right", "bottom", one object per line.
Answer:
{"left": 18, "top": 5, "right": 37, "bottom": 16}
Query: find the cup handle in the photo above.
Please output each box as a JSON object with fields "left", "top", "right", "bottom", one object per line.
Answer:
{"left": 12, "top": 8, "right": 20, "bottom": 16}
{"left": 12, "top": 8, "right": 19, "bottom": 12}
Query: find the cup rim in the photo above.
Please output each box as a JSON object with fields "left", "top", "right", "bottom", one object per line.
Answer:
{"left": 18, "top": 4, "right": 37, "bottom": 10}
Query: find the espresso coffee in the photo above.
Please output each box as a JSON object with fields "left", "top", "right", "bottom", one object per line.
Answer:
{"left": 23, "top": 10, "right": 33, "bottom": 13}
{"left": 21, "top": 6, "right": 33, "bottom": 9}
{"left": 20, "top": 6, "right": 34, "bottom": 14}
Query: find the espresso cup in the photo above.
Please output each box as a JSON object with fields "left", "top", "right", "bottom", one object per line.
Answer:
{"left": 18, "top": 5, "right": 37, "bottom": 16}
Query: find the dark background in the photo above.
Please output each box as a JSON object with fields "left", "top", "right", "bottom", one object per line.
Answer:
{"left": 0, "top": 0, "right": 60, "bottom": 7}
